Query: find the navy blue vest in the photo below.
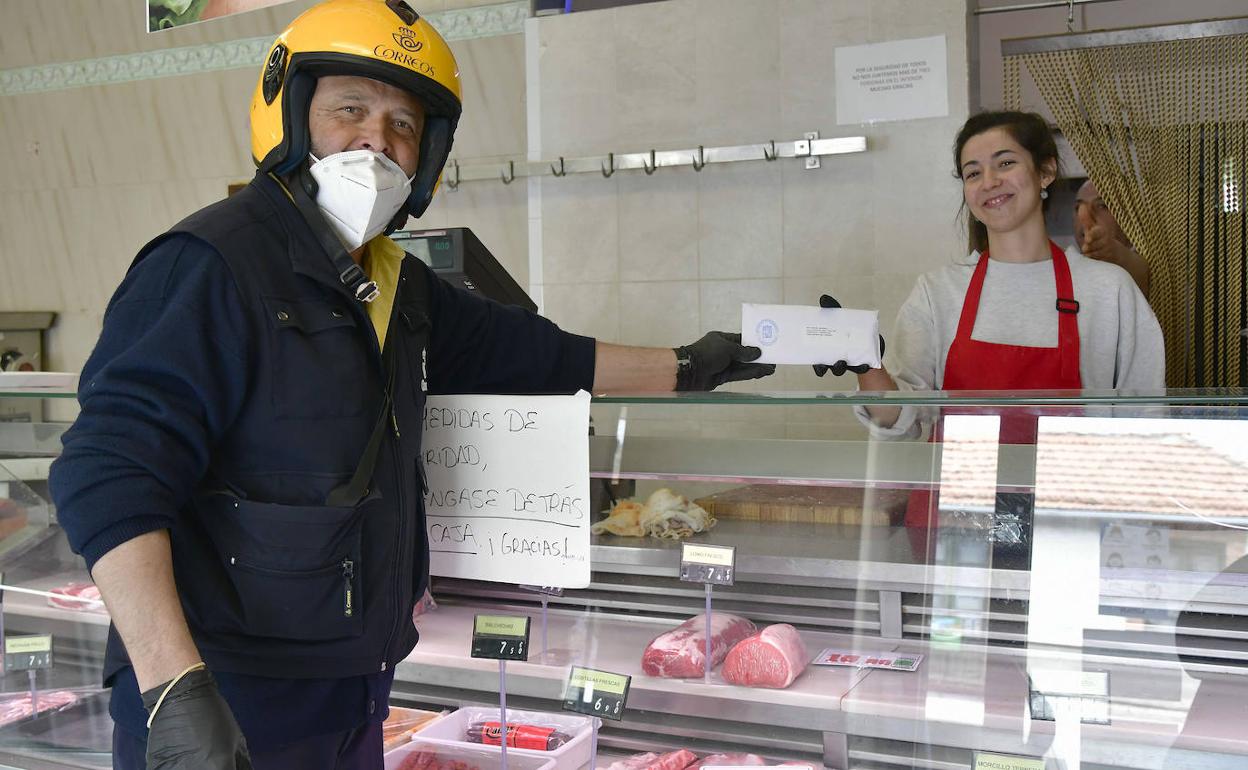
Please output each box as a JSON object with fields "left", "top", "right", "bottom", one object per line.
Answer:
{"left": 105, "top": 172, "right": 432, "bottom": 680}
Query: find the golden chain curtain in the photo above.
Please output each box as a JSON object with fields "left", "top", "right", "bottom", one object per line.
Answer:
{"left": 1005, "top": 32, "right": 1247, "bottom": 388}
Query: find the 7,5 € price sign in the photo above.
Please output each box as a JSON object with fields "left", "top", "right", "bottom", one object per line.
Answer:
{"left": 679, "top": 543, "right": 736, "bottom": 586}
{"left": 562, "top": 666, "right": 631, "bottom": 721}
{"left": 470, "top": 615, "right": 531, "bottom": 662}
{"left": 5, "top": 634, "right": 53, "bottom": 673}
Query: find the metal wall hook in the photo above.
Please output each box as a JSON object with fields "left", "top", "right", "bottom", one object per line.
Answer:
{"left": 763, "top": 141, "right": 778, "bottom": 161}
{"left": 445, "top": 159, "right": 460, "bottom": 190}
{"left": 500, "top": 160, "right": 515, "bottom": 185}
{"left": 643, "top": 149, "right": 658, "bottom": 175}
{"left": 691, "top": 145, "right": 706, "bottom": 171}
{"left": 550, "top": 157, "right": 567, "bottom": 177}
{"left": 601, "top": 152, "right": 615, "bottom": 178}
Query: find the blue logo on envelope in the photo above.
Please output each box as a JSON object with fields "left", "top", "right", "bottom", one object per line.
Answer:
{"left": 756, "top": 318, "right": 779, "bottom": 346}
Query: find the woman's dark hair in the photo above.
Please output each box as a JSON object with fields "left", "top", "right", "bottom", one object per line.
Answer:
{"left": 953, "top": 110, "right": 1062, "bottom": 254}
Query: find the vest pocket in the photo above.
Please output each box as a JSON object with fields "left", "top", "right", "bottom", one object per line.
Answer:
{"left": 196, "top": 493, "right": 366, "bottom": 641}
{"left": 263, "top": 295, "right": 369, "bottom": 419}
{"left": 226, "top": 553, "right": 361, "bottom": 640}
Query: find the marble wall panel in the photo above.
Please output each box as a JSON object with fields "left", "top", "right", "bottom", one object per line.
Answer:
{"left": 534, "top": 10, "right": 618, "bottom": 157}
{"left": 779, "top": 151, "right": 876, "bottom": 279}
{"left": 618, "top": 280, "right": 699, "bottom": 348}
{"left": 776, "top": 0, "right": 870, "bottom": 138}
{"left": 698, "top": 278, "right": 782, "bottom": 333}
{"left": 450, "top": 33, "right": 527, "bottom": 160}
{"left": 612, "top": 0, "right": 697, "bottom": 152}
{"left": 0, "top": 93, "right": 77, "bottom": 193}
{"left": 541, "top": 281, "right": 619, "bottom": 342}
{"left": 616, "top": 170, "right": 698, "bottom": 283}
{"left": 690, "top": 0, "right": 782, "bottom": 148}
{"left": 696, "top": 161, "right": 783, "bottom": 281}
{"left": 869, "top": 120, "right": 967, "bottom": 277}
{"left": 540, "top": 173, "right": 618, "bottom": 285}
{"left": 0, "top": 190, "right": 69, "bottom": 310}
{"left": 436, "top": 172, "right": 530, "bottom": 288}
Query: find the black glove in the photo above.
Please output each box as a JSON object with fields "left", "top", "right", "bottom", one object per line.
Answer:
{"left": 812, "top": 294, "right": 885, "bottom": 377}
{"left": 673, "top": 331, "right": 776, "bottom": 391}
{"left": 142, "top": 668, "right": 251, "bottom": 770}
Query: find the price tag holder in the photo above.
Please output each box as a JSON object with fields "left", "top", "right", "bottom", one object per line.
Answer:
{"left": 519, "top": 585, "right": 565, "bottom": 597}
{"left": 1027, "top": 669, "right": 1110, "bottom": 725}
{"left": 562, "top": 666, "right": 631, "bottom": 721}
{"left": 679, "top": 543, "right": 736, "bottom": 586}
{"left": 973, "top": 752, "right": 1045, "bottom": 770}
{"left": 471, "top": 615, "right": 531, "bottom": 662}
{"left": 5, "top": 635, "right": 52, "bottom": 673}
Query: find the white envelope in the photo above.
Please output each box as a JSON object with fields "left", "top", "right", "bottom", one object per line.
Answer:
{"left": 742, "top": 303, "right": 881, "bottom": 367}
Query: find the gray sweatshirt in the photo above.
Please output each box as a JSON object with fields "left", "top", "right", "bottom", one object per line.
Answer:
{"left": 857, "top": 247, "right": 1165, "bottom": 438}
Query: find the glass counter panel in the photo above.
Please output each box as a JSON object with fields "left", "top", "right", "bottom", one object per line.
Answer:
{"left": 2, "top": 387, "right": 1247, "bottom": 768}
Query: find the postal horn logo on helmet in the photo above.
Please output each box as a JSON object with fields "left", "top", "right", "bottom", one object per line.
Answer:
{"left": 392, "top": 27, "right": 423, "bottom": 53}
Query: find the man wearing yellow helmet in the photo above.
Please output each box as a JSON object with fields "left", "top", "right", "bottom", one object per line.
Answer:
{"left": 49, "top": 1, "right": 772, "bottom": 768}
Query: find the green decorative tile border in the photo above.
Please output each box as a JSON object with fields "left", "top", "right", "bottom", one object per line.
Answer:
{"left": 0, "top": 1, "right": 526, "bottom": 97}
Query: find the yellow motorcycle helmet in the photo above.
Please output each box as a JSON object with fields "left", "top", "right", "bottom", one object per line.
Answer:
{"left": 250, "top": 0, "right": 462, "bottom": 219}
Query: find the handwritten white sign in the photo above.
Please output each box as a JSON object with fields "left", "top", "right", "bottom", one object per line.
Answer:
{"left": 423, "top": 391, "right": 591, "bottom": 588}
{"left": 836, "top": 35, "right": 948, "bottom": 125}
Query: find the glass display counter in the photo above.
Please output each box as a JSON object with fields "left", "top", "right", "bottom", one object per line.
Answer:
{"left": 1, "top": 380, "right": 1247, "bottom": 769}
{"left": 405, "top": 390, "right": 1248, "bottom": 770}
{"left": 0, "top": 377, "right": 109, "bottom": 769}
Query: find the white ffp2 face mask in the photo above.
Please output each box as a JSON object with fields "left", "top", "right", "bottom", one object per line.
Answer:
{"left": 308, "top": 150, "right": 414, "bottom": 251}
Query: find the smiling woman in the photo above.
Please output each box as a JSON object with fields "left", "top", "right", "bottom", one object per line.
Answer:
{"left": 834, "top": 110, "right": 1167, "bottom": 531}
{"left": 955, "top": 112, "right": 1059, "bottom": 262}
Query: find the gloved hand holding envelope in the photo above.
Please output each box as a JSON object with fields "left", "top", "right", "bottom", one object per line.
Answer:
{"left": 741, "top": 303, "right": 882, "bottom": 368}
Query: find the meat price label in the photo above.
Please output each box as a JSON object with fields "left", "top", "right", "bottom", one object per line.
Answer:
{"left": 679, "top": 543, "right": 736, "bottom": 586}
{"left": 423, "top": 392, "right": 591, "bottom": 589}
{"left": 972, "top": 753, "right": 1044, "bottom": 770}
{"left": 5, "top": 634, "right": 53, "bottom": 673}
{"left": 562, "top": 666, "right": 631, "bottom": 721}
{"left": 812, "top": 648, "right": 922, "bottom": 672}
{"left": 471, "top": 614, "right": 531, "bottom": 661}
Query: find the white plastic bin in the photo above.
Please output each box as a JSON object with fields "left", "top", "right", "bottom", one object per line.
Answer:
{"left": 384, "top": 738, "right": 556, "bottom": 770}
{"left": 415, "top": 707, "right": 599, "bottom": 770}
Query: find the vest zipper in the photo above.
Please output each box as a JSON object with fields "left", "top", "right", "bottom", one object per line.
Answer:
{"left": 342, "top": 558, "right": 355, "bottom": 618}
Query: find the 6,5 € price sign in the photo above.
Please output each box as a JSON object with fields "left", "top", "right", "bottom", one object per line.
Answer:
{"left": 470, "top": 615, "right": 531, "bottom": 662}
{"left": 5, "top": 634, "right": 53, "bottom": 673}
{"left": 562, "top": 666, "right": 631, "bottom": 721}
{"left": 679, "top": 543, "right": 736, "bottom": 586}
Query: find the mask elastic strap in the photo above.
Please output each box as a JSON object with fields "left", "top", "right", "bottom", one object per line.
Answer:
{"left": 290, "top": 166, "right": 380, "bottom": 304}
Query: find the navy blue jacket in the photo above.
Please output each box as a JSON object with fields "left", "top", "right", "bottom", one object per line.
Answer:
{"left": 51, "top": 171, "right": 595, "bottom": 685}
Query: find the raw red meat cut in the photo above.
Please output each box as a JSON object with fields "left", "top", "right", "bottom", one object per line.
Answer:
{"left": 603, "top": 749, "right": 699, "bottom": 770}
{"left": 721, "top": 623, "right": 809, "bottom": 689}
{"left": 602, "top": 752, "right": 661, "bottom": 770}
{"left": 394, "top": 749, "right": 479, "bottom": 770}
{"left": 641, "top": 614, "right": 756, "bottom": 678}
{"left": 47, "top": 583, "right": 105, "bottom": 613}
{"left": 689, "top": 753, "right": 766, "bottom": 768}
{"left": 0, "top": 690, "right": 82, "bottom": 727}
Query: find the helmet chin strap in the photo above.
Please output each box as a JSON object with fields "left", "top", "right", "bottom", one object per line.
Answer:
{"left": 288, "top": 165, "right": 381, "bottom": 304}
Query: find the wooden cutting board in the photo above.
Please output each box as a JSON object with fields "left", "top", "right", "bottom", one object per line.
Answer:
{"left": 695, "top": 484, "right": 907, "bottom": 526}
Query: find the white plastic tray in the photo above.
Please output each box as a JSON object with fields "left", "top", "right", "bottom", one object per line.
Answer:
{"left": 385, "top": 738, "right": 557, "bottom": 770}
{"left": 416, "top": 706, "right": 599, "bottom": 770}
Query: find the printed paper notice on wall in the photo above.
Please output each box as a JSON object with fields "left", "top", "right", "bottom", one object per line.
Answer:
{"left": 424, "top": 391, "right": 592, "bottom": 588}
{"left": 836, "top": 35, "right": 948, "bottom": 125}
{"left": 147, "top": 1, "right": 296, "bottom": 33}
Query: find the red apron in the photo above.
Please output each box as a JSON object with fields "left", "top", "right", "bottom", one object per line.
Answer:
{"left": 904, "top": 241, "right": 1082, "bottom": 528}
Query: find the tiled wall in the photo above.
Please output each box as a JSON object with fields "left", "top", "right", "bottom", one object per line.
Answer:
{"left": 530, "top": 0, "right": 971, "bottom": 438}
{"left": 2, "top": 0, "right": 970, "bottom": 437}
{"left": 0, "top": 0, "right": 527, "bottom": 425}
